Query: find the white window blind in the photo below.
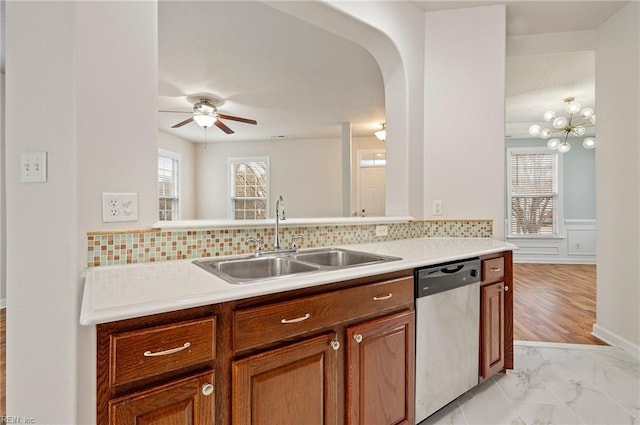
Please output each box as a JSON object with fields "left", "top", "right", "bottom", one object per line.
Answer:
{"left": 158, "top": 153, "right": 179, "bottom": 220}
{"left": 230, "top": 158, "right": 268, "bottom": 220}
{"left": 508, "top": 151, "right": 558, "bottom": 236}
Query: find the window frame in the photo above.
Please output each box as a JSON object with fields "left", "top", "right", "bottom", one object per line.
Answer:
{"left": 227, "top": 156, "right": 270, "bottom": 220}
{"left": 506, "top": 146, "right": 564, "bottom": 238}
{"left": 158, "top": 148, "right": 181, "bottom": 221}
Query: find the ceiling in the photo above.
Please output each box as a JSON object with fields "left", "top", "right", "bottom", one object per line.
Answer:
{"left": 157, "top": 1, "right": 627, "bottom": 144}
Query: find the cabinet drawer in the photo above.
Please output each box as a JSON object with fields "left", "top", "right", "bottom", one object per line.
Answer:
{"left": 482, "top": 257, "right": 505, "bottom": 283}
{"left": 234, "top": 277, "right": 413, "bottom": 352}
{"left": 110, "top": 316, "right": 216, "bottom": 387}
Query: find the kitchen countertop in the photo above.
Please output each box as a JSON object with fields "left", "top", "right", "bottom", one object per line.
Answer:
{"left": 80, "top": 237, "right": 516, "bottom": 326}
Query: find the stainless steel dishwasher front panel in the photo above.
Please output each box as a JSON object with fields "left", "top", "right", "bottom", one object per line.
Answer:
{"left": 415, "top": 280, "right": 480, "bottom": 422}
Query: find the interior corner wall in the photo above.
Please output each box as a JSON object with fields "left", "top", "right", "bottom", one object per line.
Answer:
{"left": 424, "top": 5, "right": 506, "bottom": 239}
{"left": 594, "top": 0, "right": 640, "bottom": 353}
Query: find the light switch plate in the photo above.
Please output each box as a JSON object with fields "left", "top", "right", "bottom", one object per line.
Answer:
{"left": 20, "top": 152, "right": 47, "bottom": 183}
{"left": 102, "top": 192, "right": 139, "bottom": 223}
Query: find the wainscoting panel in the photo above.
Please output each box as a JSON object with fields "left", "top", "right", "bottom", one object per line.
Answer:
{"left": 509, "top": 219, "right": 596, "bottom": 264}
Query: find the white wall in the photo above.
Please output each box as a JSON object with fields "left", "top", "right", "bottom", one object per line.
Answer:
{"left": 5, "top": 2, "right": 158, "bottom": 422}
{"left": 593, "top": 1, "right": 640, "bottom": 354}
{"left": 158, "top": 131, "right": 197, "bottom": 220}
{"left": 5, "top": 3, "right": 79, "bottom": 421}
{"left": 0, "top": 72, "right": 5, "bottom": 305}
{"left": 195, "top": 137, "right": 342, "bottom": 219}
{"left": 423, "top": 6, "right": 506, "bottom": 239}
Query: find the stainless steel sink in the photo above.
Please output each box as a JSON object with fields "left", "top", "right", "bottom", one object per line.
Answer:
{"left": 293, "top": 248, "right": 399, "bottom": 268}
{"left": 193, "top": 247, "right": 401, "bottom": 284}
{"left": 194, "top": 256, "right": 319, "bottom": 284}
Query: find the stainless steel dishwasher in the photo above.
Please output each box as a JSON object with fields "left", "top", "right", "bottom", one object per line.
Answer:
{"left": 414, "top": 258, "right": 481, "bottom": 423}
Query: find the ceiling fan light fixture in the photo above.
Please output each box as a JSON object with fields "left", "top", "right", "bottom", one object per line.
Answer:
{"left": 193, "top": 114, "right": 216, "bottom": 128}
{"left": 558, "top": 142, "right": 571, "bottom": 153}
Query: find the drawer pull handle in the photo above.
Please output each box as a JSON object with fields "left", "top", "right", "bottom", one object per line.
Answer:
{"left": 202, "top": 383, "right": 214, "bottom": 396}
{"left": 373, "top": 293, "right": 393, "bottom": 301}
{"left": 490, "top": 267, "right": 502, "bottom": 272}
{"left": 143, "top": 342, "right": 191, "bottom": 357}
{"left": 281, "top": 313, "right": 311, "bottom": 324}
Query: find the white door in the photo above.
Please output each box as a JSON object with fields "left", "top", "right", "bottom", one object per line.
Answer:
{"left": 356, "top": 150, "right": 386, "bottom": 217}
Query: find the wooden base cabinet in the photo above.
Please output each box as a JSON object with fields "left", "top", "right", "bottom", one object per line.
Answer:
{"left": 109, "top": 370, "right": 215, "bottom": 425}
{"left": 480, "top": 281, "right": 505, "bottom": 379}
{"left": 232, "top": 333, "right": 339, "bottom": 425}
{"left": 479, "top": 252, "right": 513, "bottom": 380}
{"left": 346, "top": 311, "right": 415, "bottom": 425}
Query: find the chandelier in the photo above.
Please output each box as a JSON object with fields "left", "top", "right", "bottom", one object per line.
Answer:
{"left": 528, "top": 97, "right": 596, "bottom": 153}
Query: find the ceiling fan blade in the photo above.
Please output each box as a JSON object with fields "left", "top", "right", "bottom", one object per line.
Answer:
{"left": 171, "top": 117, "right": 194, "bottom": 128}
{"left": 215, "top": 119, "right": 235, "bottom": 134}
{"left": 160, "top": 110, "right": 191, "bottom": 114}
{"left": 218, "top": 114, "right": 257, "bottom": 125}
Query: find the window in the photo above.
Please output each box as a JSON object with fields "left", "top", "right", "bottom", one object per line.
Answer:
{"left": 158, "top": 150, "right": 180, "bottom": 221}
{"left": 229, "top": 157, "right": 269, "bottom": 220}
{"left": 507, "top": 148, "right": 561, "bottom": 236}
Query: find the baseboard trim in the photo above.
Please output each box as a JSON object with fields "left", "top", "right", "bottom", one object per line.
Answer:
{"left": 592, "top": 324, "right": 640, "bottom": 360}
{"left": 514, "top": 257, "right": 596, "bottom": 265}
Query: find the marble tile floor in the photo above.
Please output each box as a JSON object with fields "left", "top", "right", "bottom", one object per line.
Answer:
{"left": 420, "top": 341, "right": 639, "bottom": 425}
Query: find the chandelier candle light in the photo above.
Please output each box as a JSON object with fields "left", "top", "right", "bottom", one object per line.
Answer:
{"left": 528, "top": 97, "right": 596, "bottom": 153}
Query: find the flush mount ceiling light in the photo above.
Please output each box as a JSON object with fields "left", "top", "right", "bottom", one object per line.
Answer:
{"left": 374, "top": 123, "right": 386, "bottom": 141}
{"left": 529, "top": 97, "right": 596, "bottom": 153}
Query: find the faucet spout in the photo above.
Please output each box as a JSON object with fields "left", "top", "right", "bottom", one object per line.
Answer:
{"left": 274, "top": 195, "right": 286, "bottom": 250}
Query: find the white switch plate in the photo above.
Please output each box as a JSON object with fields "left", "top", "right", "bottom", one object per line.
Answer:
{"left": 20, "top": 152, "right": 47, "bottom": 183}
{"left": 375, "top": 225, "right": 389, "bottom": 237}
{"left": 102, "top": 192, "right": 138, "bottom": 223}
{"left": 432, "top": 199, "right": 443, "bottom": 216}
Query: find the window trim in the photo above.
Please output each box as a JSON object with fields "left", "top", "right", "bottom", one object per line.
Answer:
{"left": 158, "top": 148, "right": 181, "bottom": 221}
{"left": 506, "top": 146, "right": 564, "bottom": 238}
{"left": 227, "top": 156, "right": 270, "bottom": 220}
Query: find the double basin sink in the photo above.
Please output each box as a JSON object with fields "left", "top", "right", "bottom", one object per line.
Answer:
{"left": 193, "top": 247, "right": 401, "bottom": 284}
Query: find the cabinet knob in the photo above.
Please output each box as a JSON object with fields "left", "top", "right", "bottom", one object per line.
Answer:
{"left": 353, "top": 334, "right": 363, "bottom": 343}
{"left": 504, "top": 285, "right": 509, "bottom": 292}
{"left": 330, "top": 340, "right": 340, "bottom": 351}
{"left": 202, "top": 383, "right": 214, "bottom": 396}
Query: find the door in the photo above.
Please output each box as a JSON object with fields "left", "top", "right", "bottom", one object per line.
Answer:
{"left": 346, "top": 311, "right": 415, "bottom": 425}
{"left": 481, "top": 281, "right": 505, "bottom": 379}
{"left": 232, "top": 333, "right": 339, "bottom": 425}
{"left": 109, "top": 370, "right": 215, "bottom": 425}
{"left": 356, "top": 150, "right": 386, "bottom": 217}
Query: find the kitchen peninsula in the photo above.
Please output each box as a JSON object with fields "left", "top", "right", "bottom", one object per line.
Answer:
{"left": 81, "top": 237, "right": 515, "bottom": 424}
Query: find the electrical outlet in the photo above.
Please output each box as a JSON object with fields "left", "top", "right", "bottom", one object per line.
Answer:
{"left": 20, "top": 152, "right": 48, "bottom": 183}
{"left": 432, "top": 200, "right": 443, "bottom": 216}
{"left": 375, "top": 225, "right": 389, "bottom": 237}
{"left": 102, "top": 193, "right": 138, "bottom": 223}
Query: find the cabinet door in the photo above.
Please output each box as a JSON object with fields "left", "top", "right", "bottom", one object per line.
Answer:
{"left": 480, "top": 282, "right": 505, "bottom": 379}
{"left": 346, "top": 310, "right": 415, "bottom": 425}
{"left": 109, "top": 370, "right": 215, "bottom": 425}
{"left": 232, "top": 333, "right": 339, "bottom": 425}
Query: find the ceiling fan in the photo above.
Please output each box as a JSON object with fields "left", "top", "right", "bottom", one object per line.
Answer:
{"left": 163, "top": 98, "right": 257, "bottom": 134}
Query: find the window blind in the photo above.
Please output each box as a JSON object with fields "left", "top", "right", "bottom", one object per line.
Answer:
{"left": 509, "top": 152, "right": 557, "bottom": 235}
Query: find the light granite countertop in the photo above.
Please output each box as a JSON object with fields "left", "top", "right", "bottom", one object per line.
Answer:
{"left": 80, "top": 237, "right": 516, "bottom": 326}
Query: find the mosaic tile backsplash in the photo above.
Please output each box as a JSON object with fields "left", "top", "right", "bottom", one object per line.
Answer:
{"left": 87, "top": 220, "right": 492, "bottom": 267}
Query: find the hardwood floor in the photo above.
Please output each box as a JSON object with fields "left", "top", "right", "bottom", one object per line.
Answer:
{"left": 513, "top": 263, "right": 606, "bottom": 345}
